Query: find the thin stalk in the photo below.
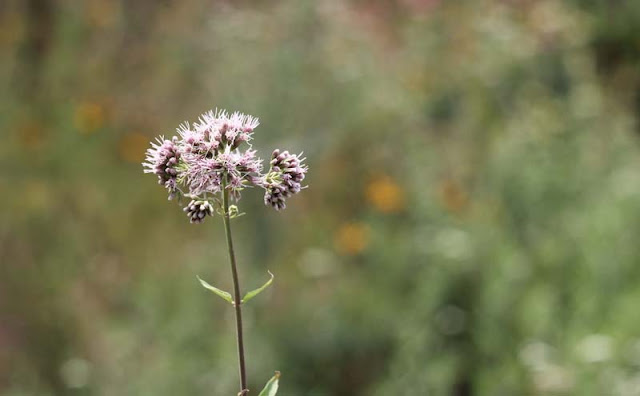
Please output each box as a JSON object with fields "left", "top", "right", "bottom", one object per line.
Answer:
{"left": 222, "top": 175, "right": 248, "bottom": 395}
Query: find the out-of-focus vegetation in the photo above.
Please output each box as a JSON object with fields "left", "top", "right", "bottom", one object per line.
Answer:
{"left": 2, "top": 0, "right": 640, "bottom": 395}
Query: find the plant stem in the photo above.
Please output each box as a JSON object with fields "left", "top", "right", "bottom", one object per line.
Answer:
{"left": 222, "top": 176, "right": 248, "bottom": 395}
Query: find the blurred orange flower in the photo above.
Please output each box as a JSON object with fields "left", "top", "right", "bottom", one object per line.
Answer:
{"left": 74, "top": 102, "right": 105, "bottom": 134}
{"left": 118, "top": 133, "right": 148, "bottom": 163}
{"left": 334, "top": 222, "right": 370, "bottom": 255}
{"left": 366, "top": 175, "right": 405, "bottom": 213}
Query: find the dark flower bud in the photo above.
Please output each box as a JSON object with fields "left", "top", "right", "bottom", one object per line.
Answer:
{"left": 184, "top": 200, "right": 214, "bottom": 224}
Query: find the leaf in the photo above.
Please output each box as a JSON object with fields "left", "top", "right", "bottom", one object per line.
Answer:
{"left": 258, "top": 371, "right": 280, "bottom": 396}
{"left": 197, "top": 276, "right": 234, "bottom": 305}
{"left": 242, "top": 271, "right": 274, "bottom": 304}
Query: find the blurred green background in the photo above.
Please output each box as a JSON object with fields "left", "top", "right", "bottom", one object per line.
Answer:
{"left": 3, "top": 0, "right": 640, "bottom": 395}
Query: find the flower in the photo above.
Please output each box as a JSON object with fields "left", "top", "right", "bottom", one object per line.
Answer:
{"left": 142, "top": 109, "right": 308, "bottom": 222}
{"left": 334, "top": 222, "right": 370, "bottom": 255}
{"left": 365, "top": 175, "right": 405, "bottom": 213}
{"left": 262, "top": 150, "right": 308, "bottom": 211}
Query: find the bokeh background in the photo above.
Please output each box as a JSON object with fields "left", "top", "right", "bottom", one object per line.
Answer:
{"left": 3, "top": 0, "right": 640, "bottom": 395}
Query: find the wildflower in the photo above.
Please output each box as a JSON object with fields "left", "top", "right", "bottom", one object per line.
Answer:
{"left": 262, "top": 150, "right": 308, "bottom": 211}
{"left": 141, "top": 109, "right": 306, "bottom": 396}
{"left": 334, "top": 222, "right": 370, "bottom": 255}
{"left": 366, "top": 175, "right": 405, "bottom": 213}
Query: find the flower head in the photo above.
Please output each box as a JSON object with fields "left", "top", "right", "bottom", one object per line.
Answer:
{"left": 142, "top": 109, "right": 308, "bottom": 222}
{"left": 182, "top": 145, "right": 262, "bottom": 200}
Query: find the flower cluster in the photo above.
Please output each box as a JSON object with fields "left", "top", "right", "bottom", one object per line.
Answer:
{"left": 263, "top": 150, "right": 308, "bottom": 211}
{"left": 143, "top": 109, "right": 308, "bottom": 223}
{"left": 142, "top": 136, "right": 181, "bottom": 200}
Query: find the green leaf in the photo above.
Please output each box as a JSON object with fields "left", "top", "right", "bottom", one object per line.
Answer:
{"left": 197, "top": 276, "right": 234, "bottom": 305}
{"left": 258, "top": 371, "right": 280, "bottom": 396}
{"left": 242, "top": 271, "right": 274, "bottom": 304}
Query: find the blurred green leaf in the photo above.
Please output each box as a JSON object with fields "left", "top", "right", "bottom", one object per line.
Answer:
{"left": 242, "top": 271, "right": 274, "bottom": 304}
{"left": 258, "top": 371, "right": 280, "bottom": 396}
{"left": 197, "top": 276, "right": 233, "bottom": 305}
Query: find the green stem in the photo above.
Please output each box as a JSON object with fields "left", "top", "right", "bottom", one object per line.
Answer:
{"left": 222, "top": 175, "right": 248, "bottom": 395}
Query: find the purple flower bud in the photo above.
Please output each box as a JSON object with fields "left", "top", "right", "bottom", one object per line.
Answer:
{"left": 142, "top": 136, "right": 182, "bottom": 200}
{"left": 262, "top": 150, "right": 307, "bottom": 211}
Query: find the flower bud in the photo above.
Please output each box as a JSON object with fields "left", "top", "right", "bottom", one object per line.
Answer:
{"left": 184, "top": 200, "right": 214, "bottom": 224}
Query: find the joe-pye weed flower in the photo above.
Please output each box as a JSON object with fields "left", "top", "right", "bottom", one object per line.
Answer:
{"left": 143, "top": 109, "right": 308, "bottom": 395}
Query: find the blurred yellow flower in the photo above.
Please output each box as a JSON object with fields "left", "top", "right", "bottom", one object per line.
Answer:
{"left": 366, "top": 176, "right": 405, "bottom": 213}
{"left": 334, "top": 222, "right": 370, "bottom": 255}
{"left": 74, "top": 102, "right": 105, "bottom": 134}
{"left": 118, "top": 133, "right": 148, "bottom": 163}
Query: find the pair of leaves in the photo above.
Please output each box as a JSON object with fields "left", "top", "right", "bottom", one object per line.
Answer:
{"left": 197, "top": 271, "right": 274, "bottom": 305}
{"left": 197, "top": 276, "right": 279, "bottom": 395}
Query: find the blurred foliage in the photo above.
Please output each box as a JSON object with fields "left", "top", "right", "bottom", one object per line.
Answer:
{"left": 2, "top": 0, "right": 640, "bottom": 395}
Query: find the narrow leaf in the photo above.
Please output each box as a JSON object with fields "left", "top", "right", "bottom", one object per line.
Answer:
{"left": 197, "top": 276, "right": 234, "bottom": 305}
{"left": 258, "top": 371, "right": 280, "bottom": 396}
{"left": 242, "top": 271, "right": 274, "bottom": 304}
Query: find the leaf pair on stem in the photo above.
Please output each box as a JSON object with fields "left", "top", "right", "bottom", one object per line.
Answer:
{"left": 199, "top": 272, "right": 280, "bottom": 395}
{"left": 197, "top": 271, "right": 274, "bottom": 306}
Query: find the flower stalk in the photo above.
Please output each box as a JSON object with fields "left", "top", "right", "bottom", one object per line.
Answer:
{"left": 222, "top": 174, "right": 248, "bottom": 395}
